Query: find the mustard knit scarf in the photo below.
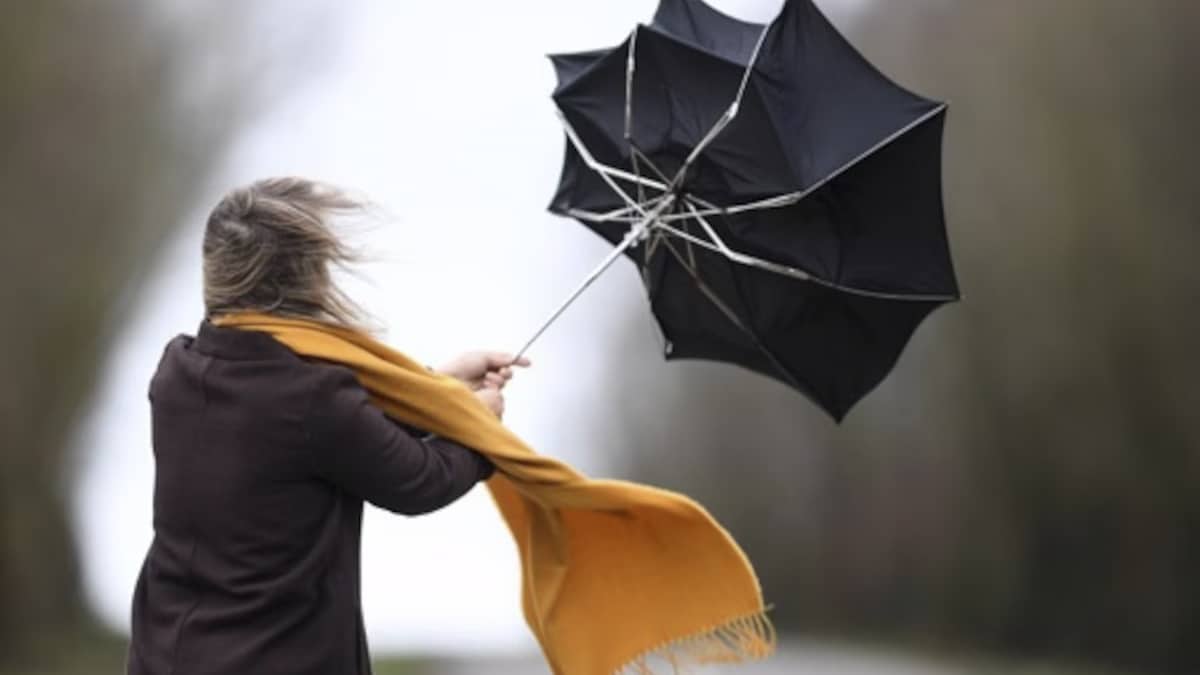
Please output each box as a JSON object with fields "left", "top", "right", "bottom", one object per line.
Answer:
{"left": 215, "top": 313, "right": 774, "bottom": 674}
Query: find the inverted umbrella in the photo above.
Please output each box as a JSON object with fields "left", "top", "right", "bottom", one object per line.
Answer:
{"left": 520, "top": 0, "right": 960, "bottom": 421}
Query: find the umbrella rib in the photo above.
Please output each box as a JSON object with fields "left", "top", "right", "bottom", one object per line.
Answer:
{"left": 568, "top": 198, "right": 665, "bottom": 224}
{"left": 624, "top": 27, "right": 638, "bottom": 142}
{"left": 659, "top": 236, "right": 807, "bottom": 393}
{"left": 622, "top": 24, "right": 696, "bottom": 199}
{"left": 676, "top": 26, "right": 771, "bottom": 177}
{"left": 658, "top": 203, "right": 947, "bottom": 302}
{"left": 630, "top": 145, "right": 673, "bottom": 186}
{"left": 627, "top": 32, "right": 648, "bottom": 209}
{"left": 624, "top": 24, "right": 661, "bottom": 211}
{"left": 567, "top": 210, "right": 640, "bottom": 224}
{"left": 673, "top": 200, "right": 958, "bottom": 302}
{"left": 679, "top": 103, "right": 950, "bottom": 218}
{"left": 556, "top": 107, "right": 670, "bottom": 204}
{"left": 632, "top": 143, "right": 648, "bottom": 207}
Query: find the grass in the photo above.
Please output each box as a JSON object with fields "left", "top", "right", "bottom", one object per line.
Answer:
{"left": 372, "top": 658, "right": 427, "bottom": 675}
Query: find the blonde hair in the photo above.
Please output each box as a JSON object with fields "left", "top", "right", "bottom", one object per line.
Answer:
{"left": 202, "top": 177, "right": 368, "bottom": 330}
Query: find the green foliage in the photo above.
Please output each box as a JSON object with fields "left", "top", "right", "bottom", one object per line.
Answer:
{"left": 0, "top": 627, "right": 126, "bottom": 675}
{"left": 0, "top": 0, "right": 296, "bottom": 662}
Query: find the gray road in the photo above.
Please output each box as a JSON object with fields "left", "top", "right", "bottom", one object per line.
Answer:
{"left": 434, "top": 641, "right": 961, "bottom": 675}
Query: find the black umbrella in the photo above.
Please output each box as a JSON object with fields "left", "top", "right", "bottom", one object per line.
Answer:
{"left": 519, "top": 0, "right": 959, "bottom": 421}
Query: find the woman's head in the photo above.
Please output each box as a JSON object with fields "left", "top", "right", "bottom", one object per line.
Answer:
{"left": 203, "top": 177, "right": 368, "bottom": 329}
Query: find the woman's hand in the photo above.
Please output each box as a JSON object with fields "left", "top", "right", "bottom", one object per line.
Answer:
{"left": 438, "top": 351, "right": 531, "bottom": 392}
{"left": 474, "top": 385, "right": 505, "bottom": 419}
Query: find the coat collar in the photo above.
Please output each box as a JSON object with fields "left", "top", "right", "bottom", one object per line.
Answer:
{"left": 191, "top": 319, "right": 300, "bottom": 361}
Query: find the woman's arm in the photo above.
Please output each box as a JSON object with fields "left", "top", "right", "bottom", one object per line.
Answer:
{"left": 304, "top": 367, "right": 494, "bottom": 515}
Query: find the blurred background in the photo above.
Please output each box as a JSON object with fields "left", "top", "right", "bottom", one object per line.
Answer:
{"left": 2, "top": 0, "right": 1197, "bottom": 673}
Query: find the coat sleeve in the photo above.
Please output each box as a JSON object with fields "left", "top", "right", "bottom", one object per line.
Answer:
{"left": 304, "top": 366, "right": 494, "bottom": 515}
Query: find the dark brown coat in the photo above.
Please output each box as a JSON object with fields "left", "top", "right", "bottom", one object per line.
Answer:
{"left": 127, "top": 321, "right": 493, "bottom": 675}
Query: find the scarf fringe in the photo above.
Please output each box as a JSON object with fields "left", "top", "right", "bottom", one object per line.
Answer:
{"left": 618, "top": 610, "right": 777, "bottom": 674}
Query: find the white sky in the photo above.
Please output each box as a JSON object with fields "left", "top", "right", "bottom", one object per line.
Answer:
{"left": 72, "top": 0, "right": 871, "bottom": 657}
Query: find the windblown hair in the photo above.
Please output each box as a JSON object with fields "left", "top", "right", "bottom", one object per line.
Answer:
{"left": 203, "top": 177, "right": 368, "bottom": 330}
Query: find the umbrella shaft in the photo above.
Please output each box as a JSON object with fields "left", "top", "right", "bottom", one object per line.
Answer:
{"left": 514, "top": 196, "right": 674, "bottom": 361}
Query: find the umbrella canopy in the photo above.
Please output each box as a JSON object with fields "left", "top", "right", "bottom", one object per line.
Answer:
{"left": 544, "top": 0, "right": 959, "bottom": 421}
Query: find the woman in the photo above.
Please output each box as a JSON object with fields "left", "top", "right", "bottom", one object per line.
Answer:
{"left": 127, "top": 177, "right": 527, "bottom": 675}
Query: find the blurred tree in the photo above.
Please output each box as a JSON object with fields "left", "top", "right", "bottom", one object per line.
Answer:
{"left": 876, "top": 3, "right": 1200, "bottom": 671}
{"left": 600, "top": 1, "right": 1200, "bottom": 673}
{"left": 0, "top": 0, "right": 320, "bottom": 666}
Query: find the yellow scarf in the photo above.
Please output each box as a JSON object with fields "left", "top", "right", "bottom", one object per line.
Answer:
{"left": 214, "top": 313, "right": 773, "bottom": 674}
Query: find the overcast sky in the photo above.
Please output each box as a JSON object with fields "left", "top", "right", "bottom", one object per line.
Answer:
{"left": 72, "top": 0, "right": 871, "bottom": 656}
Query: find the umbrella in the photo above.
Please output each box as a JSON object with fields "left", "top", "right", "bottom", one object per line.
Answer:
{"left": 519, "top": 0, "right": 960, "bottom": 421}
